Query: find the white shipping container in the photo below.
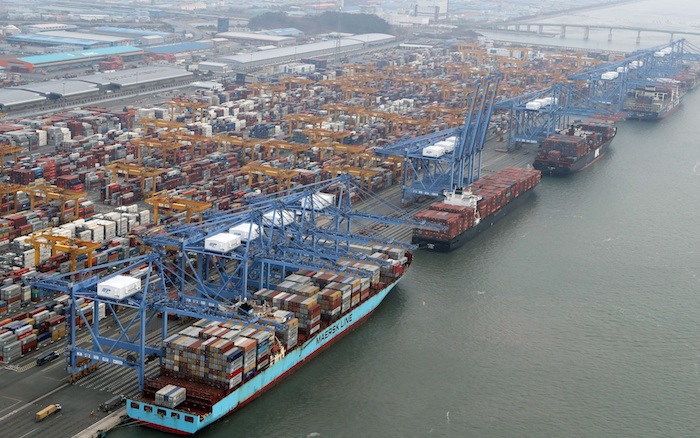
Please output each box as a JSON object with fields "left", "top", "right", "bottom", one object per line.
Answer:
{"left": 601, "top": 71, "right": 619, "bottom": 80}
{"left": 422, "top": 145, "right": 446, "bottom": 158}
{"left": 229, "top": 223, "right": 260, "bottom": 242}
{"left": 204, "top": 233, "right": 242, "bottom": 253}
{"left": 97, "top": 275, "right": 141, "bottom": 300}
{"left": 262, "top": 210, "right": 295, "bottom": 227}
{"left": 36, "top": 129, "right": 47, "bottom": 147}
{"left": 78, "top": 230, "right": 92, "bottom": 241}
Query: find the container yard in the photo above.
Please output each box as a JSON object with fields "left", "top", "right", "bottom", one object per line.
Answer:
{"left": 0, "top": 26, "right": 698, "bottom": 437}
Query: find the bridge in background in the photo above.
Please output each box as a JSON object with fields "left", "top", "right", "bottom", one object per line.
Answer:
{"left": 472, "top": 22, "right": 700, "bottom": 44}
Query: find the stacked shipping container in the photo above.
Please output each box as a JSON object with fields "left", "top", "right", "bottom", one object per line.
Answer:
{"left": 413, "top": 167, "right": 541, "bottom": 244}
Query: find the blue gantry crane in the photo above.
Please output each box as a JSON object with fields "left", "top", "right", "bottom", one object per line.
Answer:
{"left": 492, "top": 39, "right": 700, "bottom": 150}
{"left": 569, "top": 38, "right": 700, "bottom": 112}
{"left": 494, "top": 82, "right": 619, "bottom": 149}
{"left": 30, "top": 176, "right": 428, "bottom": 391}
{"left": 375, "top": 74, "right": 502, "bottom": 204}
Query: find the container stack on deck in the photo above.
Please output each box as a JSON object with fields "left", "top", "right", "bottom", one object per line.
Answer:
{"left": 140, "top": 244, "right": 409, "bottom": 413}
{"left": 413, "top": 167, "right": 541, "bottom": 244}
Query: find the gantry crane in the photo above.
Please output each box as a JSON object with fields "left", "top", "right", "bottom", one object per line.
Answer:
{"left": 246, "top": 83, "right": 285, "bottom": 108}
{"left": 31, "top": 176, "right": 428, "bottom": 391}
{"left": 326, "top": 165, "right": 383, "bottom": 190}
{"left": 0, "top": 182, "right": 25, "bottom": 213}
{"left": 263, "top": 139, "right": 311, "bottom": 166}
{"left": 105, "top": 161, "right": 166, "bottom": 196}
{"left": 159, "top": 131, "right": 214, "bottom": 159}
{"left": 314, "top": 143, "right": 366, "bottom": 164}
{"left": 569, "top": 39, "right": 697, "bottom": 112}
{"left": 137, "top": 118, "right": 185, "bottom": 135}
{"left": 145, "top": 190, "right": 213, "bottom": 224}
{"left": 27, "top": 230, "right": 102, "bottom": 272}
{"left": 280, "top": 77, "right": 314, "bottom": 97}
{"left": 166, "top": 97, "right": 210, "bottom": 122}
{"left": 376, "top": 74, "right": 502, "bottom": 204}
{"left": 240, "top": 161, "right": 299, "bottom": 192}
{"left": 302, "top": 128, "right": 350, "bottom": 145}
{"left": 130, "top": 137, "right": 185, "bottom": 166}
{"left": 0, "top": 144, "right": 23, "bottom": 173}
{"left": 284, "top": 114, "right": 325, "bottom": 135}
{"left": 27, "top": 182, "right": 86, "bottom": 223}
{"left": 212, "top": 134, "right": 257, "bottom": 154}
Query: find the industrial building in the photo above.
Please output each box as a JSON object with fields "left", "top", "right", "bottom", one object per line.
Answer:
{"left": 17, "top": 80, "right": 101, "bottom": 99}
{"left": 77, "top": 66, "right": 193, "bottom": 91}
{"left": 23, "top": 23, "right": 79, "bottom": 33}
{"left": 0, "top": 88, "right": 47, "bottom": 111}
{"left": 89, "top": 27, "right": 177, "bottom": 46}
{"left": 215, "top": 31, "right": 297, "bottom": 47}
{"left": 0, "top": 46, "right": 144, "bottom": 73}
{"left": 216, "top": 33, "right": 397, "bottom": 70}
{"left": 0, "top": 65, "right": 193, "bottom": 111}
{"left": 146, "top": 42, "right": 213, "bottom": 56}
{"left": 41, "top": 31, "right": 133, "bottom": 45}
{"left": 5, "top": 32, "right": 131, "bottom": 49}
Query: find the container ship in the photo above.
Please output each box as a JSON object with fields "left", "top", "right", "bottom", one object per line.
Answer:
{"left": 532, "top": 121, "right": 617, "bottom": 176}
{"left": 126, "top": 245, "right": 411, "bottom": 435}
{"left": 411, "top": 167, "right": 541, "bottom": 252}
{"left": 623, "top": 84, "right": 680, "bottom": 120}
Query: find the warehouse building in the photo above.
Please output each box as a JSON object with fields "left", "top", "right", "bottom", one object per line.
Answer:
{"left": 89, "top": 27, "right": 177, "bottom": 46}
{"left": 41, "top": 31, "right": 133, "bottom": 45}
{"left": 146, "top": 42, "right": 213, "bottom": 56}
{"left": 6, "top": 32, "right": 131, "bottom": 49}
{"left": 77, "top": 66, "right": 194, "bottom": 92}
{"left": 17, "top": 80, "right": 100, "bottom": 99}
{"left": 217, "top": 33, "right": 397, "bottom": 70}
{"left": 23, "top": 23, "right": 79, "bottom": 33}
{"left": 0, "top": 89, "right": 47, "bottom": 111}
{"left": 215, "top": 31, "right": 296, "bottom": 47}
{"left": 0, "top": 46, "right": 144, "bottom": 73}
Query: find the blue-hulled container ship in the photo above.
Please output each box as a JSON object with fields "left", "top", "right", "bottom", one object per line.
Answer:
{"left": 126, "top": 245, "right": 411, "bottom": 435}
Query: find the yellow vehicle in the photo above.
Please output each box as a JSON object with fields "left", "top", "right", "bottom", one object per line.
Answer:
{"left": 35, "top": 404, "right": 61, "bottom": 422}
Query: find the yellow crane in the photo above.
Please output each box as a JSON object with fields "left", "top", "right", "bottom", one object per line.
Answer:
{"left": 302, "top": 128, "right": 350, "bottom": 145}
{"left": 0, "top": 182, "right": 25, "bottom": 213}
{"left": 137, "top": 118, "right": 185, "bottom": 135}
{"left": 105, "top": 161, "right": 166, "bottom": 196}
{"left": 130, "top": 137, "right": 185, "bottom": 166}
{"left": 145, "top": 191, "right": 213, "bottom": 224}
{"left": 240, "top": 162, "right": 299, "bottom": 192}
{"left": 0, "top": 144, "right": 23, "bottom": 173}
{"left": 326, "top": 165, "right": 382, "bottom": 191}
{"left": 314, "top": 143, "right": 367, "bottom": 164}
{"left": 284, "top": 114, "right": 326, "bottom": 135}
{"left": 26, "top": 182, "right": 86, "bottom": 224}
{"left": 263, "top": 139, "right": 311, "bottom": 166}
{"left": 166, "top": 98, "right": 210, "bottom": 122}
{"left": 27, "top": 230, "right": 102, "bottom": 272}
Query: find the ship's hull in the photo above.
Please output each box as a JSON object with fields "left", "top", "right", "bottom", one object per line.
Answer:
{"left": 126, "top": 280, "right": 401, "bottom": 435}
{"left": 626, "top": 98, "right": 680, "bottom": 120}
{"left": 412, "top": 189, "right": 535, "bottom": 252}
{"left": 533, "top": 136, "right": 613, "bottom": 176}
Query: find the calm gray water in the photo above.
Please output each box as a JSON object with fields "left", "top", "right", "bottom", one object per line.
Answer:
{"left": 114, "top": 5, "right": 700, "bottom": 438}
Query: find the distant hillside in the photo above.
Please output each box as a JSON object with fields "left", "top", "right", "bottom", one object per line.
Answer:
{"left": 248, "top": 12, "right": 393, "bottom": 35}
